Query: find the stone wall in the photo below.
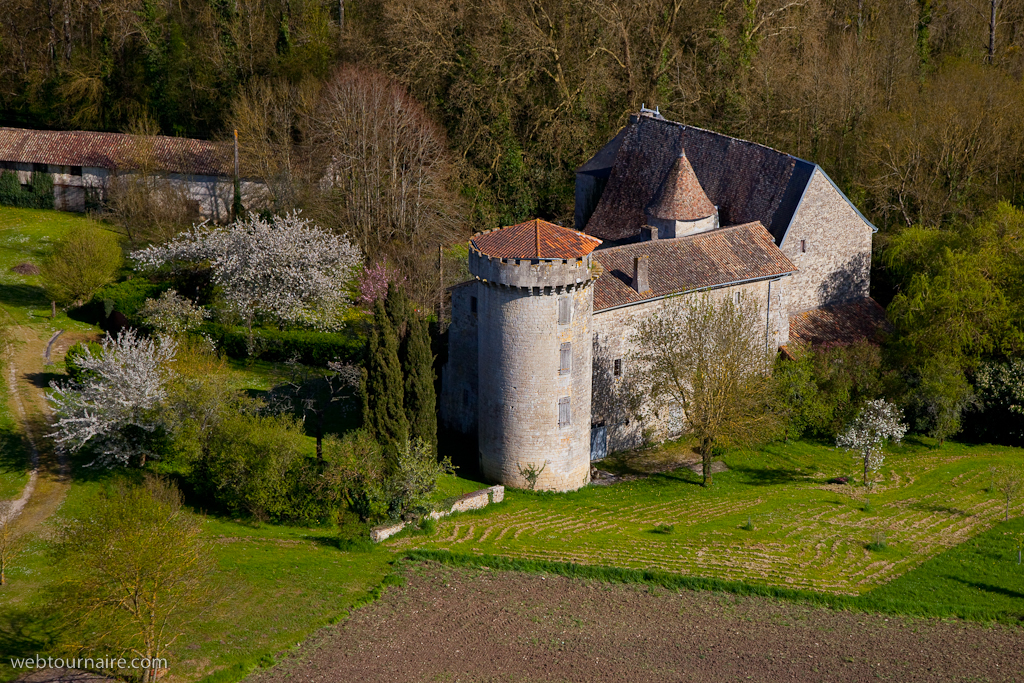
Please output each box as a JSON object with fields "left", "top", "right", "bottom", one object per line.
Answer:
{"left": 370, "top": 486, "right": 505, "bottom": 542}
{"left": 591, "top": 280, "right": 783, "bottom": 454}
{"left": 439, "top": 281, "right": 479, "bottom": 434}
{"left": 782, "top": 168, "right": 873, "bottom": 312}
{"left": 477, "top": 278, "right": 594, "bottom": 492}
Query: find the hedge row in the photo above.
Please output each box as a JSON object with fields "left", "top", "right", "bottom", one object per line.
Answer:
{"left": 196, "top": 323, "right": 366, "bottom": 365}
{"left": 0, "top": 170, "right": 54, "bottom": 209}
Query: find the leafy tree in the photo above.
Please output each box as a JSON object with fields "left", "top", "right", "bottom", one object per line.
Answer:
{"left": 49, "top": 476, "right": 214, "bottom": 683}
{"left": 40, "top": 224, "right": 123, "bottom": 308}
{"left": 973, "top": 359, "right": 1024, "bottom": 444}
{"left": 132, "top": 213, "right": 362, "bottom": 346}
{"left": 836, "top": 399, "right": 907, "bottom": 488}
{"left": 630, "top": 293, "right": 776, "bottom": 486}
{"left": 364, "top": 298, "right": 408, "bottom": 456}
{"left": 903, "top": 357, "right": 975, "bottom": 446}
{"left": 48, "top": 330, "right": 177, "bottom": 467}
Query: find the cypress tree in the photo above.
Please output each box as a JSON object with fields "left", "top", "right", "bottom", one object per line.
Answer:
{"left": 365, "top": 298, "right": 408, "bottom": 457}
{"left": 403, "top": 314, "right": 438, "bottom": 455}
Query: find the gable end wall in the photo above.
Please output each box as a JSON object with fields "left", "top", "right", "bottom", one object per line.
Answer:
{"left": 782, "top": 169, "right": 872, "bottom": 312}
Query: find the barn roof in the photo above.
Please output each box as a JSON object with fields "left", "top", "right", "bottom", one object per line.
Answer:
{"left": 580, "top": 114, "right": 823, "bottom": 244}
{"left": 472, "top": 219, "right": 602, "bottom": 260}
{"left": 0, "top": 127, "right": 230, "bottom": 176}
{"left": 787, "top": 298, "right": 890, "bottom": 347}
{"left": 591, "top": 222, "right": 796, "bottom": 311}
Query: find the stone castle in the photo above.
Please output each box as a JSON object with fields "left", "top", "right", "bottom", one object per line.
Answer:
{"left": 440, "top": 110, "right": 887, "bottom": 492}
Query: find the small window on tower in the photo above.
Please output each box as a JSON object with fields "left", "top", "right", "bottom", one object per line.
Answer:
{"left": 470, "top": 296, "right": 477, "bottom": 314}
{"left": 558, "top": 397, "right": 571, "bottom": 427}
{"left": 559, "top": 342, "right": 571, "bottom": 375}
{"left": 558, "top": 296, "right": 571, "bottom": 325}
{"left": 613, "top": 359, "right": 622, "bottom": 377}
{"left": 734, "top": 291, "right": 740, "bottom": 304}
{"left": 800, "top": 239, "right": 807, "bottom": 253}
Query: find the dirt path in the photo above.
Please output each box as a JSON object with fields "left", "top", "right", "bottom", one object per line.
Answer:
{"left": 250, "top": 562, "right": 1024, "bottom": 683}
{"left": 0, "top": 323, "right": 83, "bottom": 535}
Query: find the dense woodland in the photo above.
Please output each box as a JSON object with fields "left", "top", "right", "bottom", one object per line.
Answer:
{"left": 4, "top": 0, "right": 1024, "bottom": 230}
{"left": 3, "top": 0, "right": 1024, "bottom": 448}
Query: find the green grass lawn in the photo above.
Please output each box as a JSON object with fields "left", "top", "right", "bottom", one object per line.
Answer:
{"left": 0, "top": 206, "right": 116, "bottom": 327}
{"left": 390, "top": 438, "right": 1024, "bottom": 601}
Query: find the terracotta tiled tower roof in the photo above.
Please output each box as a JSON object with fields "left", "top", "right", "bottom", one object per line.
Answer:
{"left": 472, "top": 219, "right": 602, "bottom": 259}
{"left": 646, "top": 150, "right": 715, "bottom": 221}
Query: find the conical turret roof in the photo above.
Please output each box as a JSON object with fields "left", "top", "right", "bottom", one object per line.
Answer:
{"left": 472, "top": 219, "right": 602, "bottom": 260}
{"left": 646, "top": 150, "right": 715, "bottom": 221}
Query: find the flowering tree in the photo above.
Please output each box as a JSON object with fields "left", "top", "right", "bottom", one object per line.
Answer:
{"left": 357, "top": 261, "right": 405, "bottom": 309}
{"left": 132, "top": 213, "right": 362, "bottom": 341}
{"left": 837, "top": 399, "right": 907, "bottom": 487}
{"left": 48, "top": 330, "right": 177, "bottom": 468}
{"left": 139, "top": 290, "right": 210, "bottom": 337}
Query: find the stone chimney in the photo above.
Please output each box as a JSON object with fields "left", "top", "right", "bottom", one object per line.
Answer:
{"left": 632, "top": 255, "right": 650, "bottom": 295}
{"left": 640, "top": 225, "right": 658, "bottom": 242}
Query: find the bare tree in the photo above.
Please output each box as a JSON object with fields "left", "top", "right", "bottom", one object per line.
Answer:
{"left": 629, "top": 292, "right": 776, "bottom": 486}
{"left": 273, "top": 360, "right": 362, "bottom": 462}
{"left": 997, "top": 465, "right": 1023, "bottom": 521}
{"left": 305, "top": 65, "right": 462, "bottom": 304}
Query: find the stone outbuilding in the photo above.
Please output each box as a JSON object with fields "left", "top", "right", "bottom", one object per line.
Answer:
{"left": 0, "top": 127, "right": 261, "bottom": 221}
{"left": 442, "top": 109, "right": 884, "bottom": 491}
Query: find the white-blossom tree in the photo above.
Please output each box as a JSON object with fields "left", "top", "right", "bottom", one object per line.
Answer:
{"left": 837, "top": 399, "right": 907, "bottom": 487}
{"left": 139, "top": 290, "right": 210, "bottom": 337}
{"left": 132, "top": 213, "right": 362, "bottom": 344}
{"left": 48, "top": 330, "right": 177, "bottom": 468}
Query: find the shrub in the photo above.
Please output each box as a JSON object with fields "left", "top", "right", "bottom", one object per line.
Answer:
{"left": 40, "top": 224, "right": 123, "bottom": 306}
{"left": 653, "top": 523, "right": 675, "bottom": 534}
{"left": 0, "top": 171, "right": 21, "bottom": 207}
{"left": 29, "top": 171, "right": 54, "bottom": 209}
{"left": 0, "top": 171, "right": 54, "bottom": 209}
{"left": 64, "top": 341, "right": 104, "bottom": 383}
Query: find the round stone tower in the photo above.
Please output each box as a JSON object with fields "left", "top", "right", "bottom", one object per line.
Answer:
{"left": 469, "top": 219, "right": 602, "bottom": 492}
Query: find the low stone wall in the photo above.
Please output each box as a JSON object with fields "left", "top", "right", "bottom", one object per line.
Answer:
{"left": 370, "top": 485, "right": 504, "bottom": 543}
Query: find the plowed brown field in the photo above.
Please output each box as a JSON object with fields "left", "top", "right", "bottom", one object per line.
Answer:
{"left": 249, "top": 561, "right": 1024, "bottom": 683}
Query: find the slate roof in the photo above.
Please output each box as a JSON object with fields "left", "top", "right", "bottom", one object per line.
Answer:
{"left": 591, "top": 222, "right": 796, "bottom": 311}
{"left": 645, "top": 151, "right": 715, "bottom": 221}
{"left": 787, "top": 298, "right": 890, "bottom": 347}
{"left": 472, "top": 219, "right": 602, "bottom": 260}
{"left": 581, "top": 114, "right": 816, "bottom": 244}
{"left": 0, "top": 127, "right": 231, "bottom": 176}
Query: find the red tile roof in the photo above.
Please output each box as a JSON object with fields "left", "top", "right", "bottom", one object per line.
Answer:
{"left": 646, "top": 151, "right": 715, "bottom": 221}
{"left": 788, "top": 298, "right": 891, "bottom": 347}
{"left": 472, "top": 219, "right": 602, "bottom": 260}
{"left": 591, "top": 222, "right": 796, "bottom": 311}
{"left": 0, "top": 127, "right": 230, "bottom": 176}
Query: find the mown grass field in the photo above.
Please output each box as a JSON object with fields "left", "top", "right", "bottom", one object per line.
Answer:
{"left": 389, "top": 438, "right": 1024, "bottom": 605}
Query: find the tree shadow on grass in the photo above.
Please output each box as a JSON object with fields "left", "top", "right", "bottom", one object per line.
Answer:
{"left": 909, "top": 503, "right": 972, "bottom": 516}
{"left": 0, "top": 427, "right": 29, "bottom": 475}
{"left": 0, "top": 608, "right": 62, "bottom": 663}
{"left": 24, "top": 370, "right": 65, "bottom": 391}
{"left": 0, "top": 283, "right": 48, "bottom": 310}
{"left": 948, "top": 576, "right": 1024, "bottom": 601}
{"left": 728, "top": 464, "right": 809, "bottom": 486}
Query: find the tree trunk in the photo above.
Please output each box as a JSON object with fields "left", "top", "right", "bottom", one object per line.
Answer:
{"left": 51, "top": 300, "right": 56, "bottom": 319}
{"left": 989, "top": 0, "right": 999, "bottom": 63}
{"left": 701, "top": 438, "right": 713, "bottom": 487}
{"left": 863, "top": 451, "right": 869, "bottom": 486}
{"left": 316, "top": 411, "right": 324, "bottom": 463}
